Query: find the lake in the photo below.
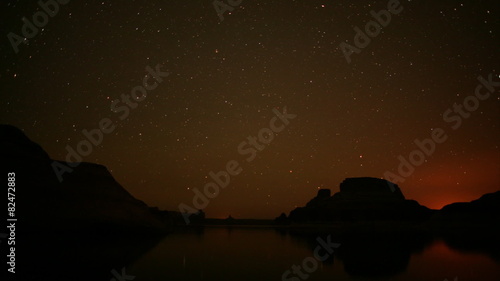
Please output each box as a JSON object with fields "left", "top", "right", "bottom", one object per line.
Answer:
{"left": 127, "top": 227, "right": 500, "bottom": 281}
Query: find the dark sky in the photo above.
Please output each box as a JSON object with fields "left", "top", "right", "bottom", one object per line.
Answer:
{"left": 1, "top": 0, "right": 498, "bottom": 218}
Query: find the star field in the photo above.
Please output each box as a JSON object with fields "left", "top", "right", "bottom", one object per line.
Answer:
{"left": 1, "top": 0, "right": 498, "bottom": 218}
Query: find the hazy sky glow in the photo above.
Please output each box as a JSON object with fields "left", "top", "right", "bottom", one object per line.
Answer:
{"left": 1, "top": 0, "right": 498, "bottom": 218}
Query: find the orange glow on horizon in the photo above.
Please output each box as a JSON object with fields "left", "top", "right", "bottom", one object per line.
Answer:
{"left": 402, "top": 150, "right": 500, "bottom": 210}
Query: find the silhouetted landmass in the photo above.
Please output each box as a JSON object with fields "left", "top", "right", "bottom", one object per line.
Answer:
{"left": 276, "top": 178, "right": 500, "bottom": 277}
{"left": 287, "top": 177, "right": 434, "bottom": 222}
{"left": 429, "top": 191, "right": 500, "bottom": 261}
{"left": 274, "top": 212, "right": 289, "bottom": 224}
{"left": 432, "top": 191, "right": 500, "bottom": 225}
{"left": 0, "top": 124, "right": 170, "bottom": 232}
{"left": 0, "top": 124, "right": 174, "bottom": 280}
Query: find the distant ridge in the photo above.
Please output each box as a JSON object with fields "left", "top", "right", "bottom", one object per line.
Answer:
{"left": 0, "top": 124, "right": 168, "bottom": 232}
{"left": 432, "top": 191, "right": 500, "bottom": 225}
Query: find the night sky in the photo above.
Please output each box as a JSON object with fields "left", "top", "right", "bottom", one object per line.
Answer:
{"left": 1, "top": 0, "right": 498, "bottom": 219}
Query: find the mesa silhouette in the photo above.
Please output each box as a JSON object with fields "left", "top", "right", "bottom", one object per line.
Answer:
{"left": 282, "top": 177, "right": 433, "bottom": 223}
{"left": 275, "top": 177, "right": 499, "bottom": 227}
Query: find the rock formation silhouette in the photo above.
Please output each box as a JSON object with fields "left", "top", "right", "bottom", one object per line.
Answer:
{"left": 1, "top": 124, "right": 174, "bottom": 281}
{"left": 0, "top": 124, "right": 168, "bottom": 232}
{"left": 287, "top": 177, "right": 434, "bottom": 222}
{"left": 430, "top": 191, "right": 500, "bottom": 261}
{"left": 433, "top": 191, "right": 500, "bottom": 224}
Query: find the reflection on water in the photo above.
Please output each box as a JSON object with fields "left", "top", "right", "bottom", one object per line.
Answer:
{"left": 128, "top": 227, "right": 500, "bottom": 281}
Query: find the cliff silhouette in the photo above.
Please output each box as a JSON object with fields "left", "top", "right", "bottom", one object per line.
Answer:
{"left": 432, "top": 191, "right": 500, "bottom": 224}
{"left": 280, "top": 177, "right": 500, "bottom": 228}
{"left": 0, "top": 124, "right": 181, "bottom": 280}
{"left": 0, "top": 124, "right": 170, "bottom": 232}
{"left": 277, "top": 180, "right": 500, "bottom": 277}
{"left": 285, "top": 177, "right": 434, "bottom": 222}
{"left": 430, "top": 191, "right": 500, "bottom": 261}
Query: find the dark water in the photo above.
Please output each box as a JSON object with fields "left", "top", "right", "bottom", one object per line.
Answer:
{"left": 126, "top": 227, "right": 500, "bottom": 281}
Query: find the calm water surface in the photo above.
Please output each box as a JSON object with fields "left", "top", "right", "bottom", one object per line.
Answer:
{"left": 128, "top": 227, "right": 500, "bottom": 281}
